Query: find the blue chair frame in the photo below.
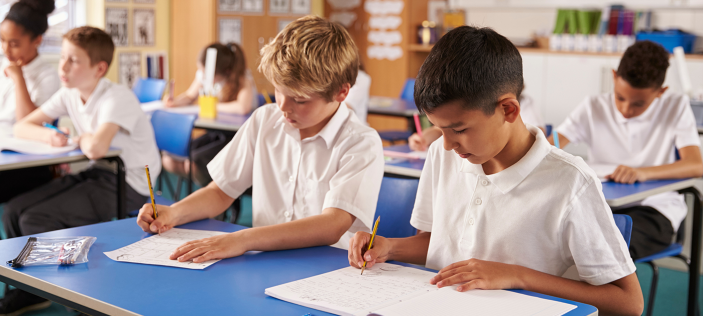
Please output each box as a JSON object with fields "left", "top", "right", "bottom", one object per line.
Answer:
{"left": 613, "top": 214, "right": 633, "bottom": 247}
{"left": 133, "top": 78, "right": 167, "bottom": 103}
{"left": 150, "top": 110, "right": 197, "bottom": 201}
{"left": 374, "top": 176, "right": 419, "bottom": 238}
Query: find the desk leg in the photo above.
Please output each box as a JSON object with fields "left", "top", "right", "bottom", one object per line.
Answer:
{"left": 680, "top": 187, "right": 702, "bottom": 316}
{"left": 107, "top": 157, "right": 126, "bottom": 219}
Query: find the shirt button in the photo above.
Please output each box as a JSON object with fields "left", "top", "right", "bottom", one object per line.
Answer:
{"left": 474, "top": 198, "right": 482, "bottom": 205}
{"left": 284, "top": 211, "right": 290, "bottom": 217}
{"left": 469, "top": 218, "right": 475, "bottom": 225}
{"left": 288, "top": 176, "right": 295, "bottom": 182}
{"left": 481, "top": 179, "right": 489, "bottom": 186}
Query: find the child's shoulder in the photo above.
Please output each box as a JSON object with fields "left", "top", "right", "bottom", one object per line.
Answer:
{"left": 658, "top": 91, "right": 689, "bottom": 109}
{"left": 542, "top": 148, "right": 598, "bottom": 186}
{"left": 100, "top": 80, "right": 139, "bottom": 103}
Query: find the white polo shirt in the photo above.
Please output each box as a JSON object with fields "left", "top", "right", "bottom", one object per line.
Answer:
{"left": 40, "top": 78, "right": 161, "bottom": 196}
{"left": 207, "top": 103, "right": 384, "bottom": 249}
{"left": 345, "top": 69, "right": 371, "bottom": 124}
{"left": 0, "top": 56, "right": 60, "bottom": 135}
{"left": 557, "top": 92, "right": 700, "bottom": 231}
{"left": 410, "top": 125, "right": 635, "bottom": 285}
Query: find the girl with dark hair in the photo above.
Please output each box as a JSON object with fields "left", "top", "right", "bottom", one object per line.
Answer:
{"left": 162, "top": 42, "right": 257, "bottom": 186}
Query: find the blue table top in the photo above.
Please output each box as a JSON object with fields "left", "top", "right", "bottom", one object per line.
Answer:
{"left": 0, "top": 219, "right": 596, "bottom": 316}
{"left": 368, "top": 97, "right": 418, "bottom": 117}
{"left": 384, "top": 144, "right": 425, "bottom": 173}
{"left": 0, "top": 148, "right": 121, "bottom": 171}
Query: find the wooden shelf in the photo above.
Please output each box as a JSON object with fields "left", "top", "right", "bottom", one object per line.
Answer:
{"left": 408, "top": 44, "right": 434, "bottom": 52}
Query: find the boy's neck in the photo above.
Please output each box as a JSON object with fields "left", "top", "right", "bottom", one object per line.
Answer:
{"left": 78, "top": 78, "right": 102, "bottom": 104}
{"left": 481, "top": 119, "right": 535, "bottom": 175}
{"left": 299, "top": 102, "right": 341, "bottom": 140}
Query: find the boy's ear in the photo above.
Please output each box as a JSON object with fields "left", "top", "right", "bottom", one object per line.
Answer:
{"left": 95, "top": 61, "right": 109, "bottom": 78}
{"left": 657, "top": 86, "right": 669, "bottom": 98}
{"left": 31, "top": 35, "right": 43, "bottom": 49}
{"left": 612, "top": 69, "right": 618, "bottom": 81}
{"left": 333, "top": 83, "right": 351, "bottom": 103}
{"left": 499, "top": 96, "right": 521, "bottom": 124}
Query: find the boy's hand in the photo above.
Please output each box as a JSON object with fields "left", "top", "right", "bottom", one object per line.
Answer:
{"left": 3, "top": 60, "right": 23, "bottom": 80}
{"left": 348, "top": 231, "right": 392, "bottom": 269}
{"left": 47, "top": 129, "right": 69, "bottom": 147}
{"left": 409, "top": 133, "right": 428, "bottom": 151}
{"left": 431, "top": 259, "right": 524, "bottom": 292}
{"left": 169, "top": 232, "right": 248, "bottom": 263}
{"left": 606, "top": 165, "right": 647, "bottom": 184}
{"left": 136, "top": 203, "right": 178, "bottom": 234}
{"left": 162, "top": 96, "right": 176, "bottom": 107}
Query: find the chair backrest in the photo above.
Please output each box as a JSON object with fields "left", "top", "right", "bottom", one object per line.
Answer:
{"left": 399, "top": 78, "right": 416, "bottom": 103}
{"left": 133, "top": 78, "right": 167, "bottom": 103}
{"left": 257, "top": 93, "right": 276, "bottom": 107}
{"left": 374, "top": 176, "right": 420, "bottom": 238}
{"left": 150, "top": 110, "right": 197, "bottom": 157}
{"left": 613, "top": 214, "right": 633, "bottom": 247}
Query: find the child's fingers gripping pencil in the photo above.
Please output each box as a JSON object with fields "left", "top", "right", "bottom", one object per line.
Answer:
{"left": 361, "top": 216, "right": 380, "bottom": 275}
{"left": 145, "top": 165, "right": 160, "bottom": 236}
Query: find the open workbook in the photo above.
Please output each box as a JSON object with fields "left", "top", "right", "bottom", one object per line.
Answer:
{"left": 0, "top": 137, "right": 77, "bottom": 155}
{"left": 265, "top": 263, "right": 577, "bottom": 316}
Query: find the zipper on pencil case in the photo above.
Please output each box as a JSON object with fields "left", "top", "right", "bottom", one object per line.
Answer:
{"left": 7, "top": 237, "right": 37, "bottom": 268}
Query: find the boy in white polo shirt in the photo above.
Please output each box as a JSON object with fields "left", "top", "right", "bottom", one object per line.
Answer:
{"left": 553, "top": 41, "right": 703, "bottom": 260}
{"left": 4, "top": 26, "right": 160, "bottom": 312}
{"left": 348, "top": 26, "right": 643, "bottom": 315}
{"left": 136, "top": 16, "right": 383, "bottom": 262}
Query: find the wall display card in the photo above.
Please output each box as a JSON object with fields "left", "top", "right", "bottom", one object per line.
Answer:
{"left": 105, "top": 8, "right": 129, "bottom": 47}
{"left": 327, "top": 0, "right": 360, "bottom": 10}
{"left": 290, "top": 0, "right": 310, "bottom": 14}
{"left": 106, "top": 0, "right": 128, "bottom": 2}
{"left": 119, "top": 52, "right": 141, "bottom": 88}
{"left": 219, "top": 18, "right": 242, "bottom": 45}
{"left": 133, "top": 0, "right": 155, "bottom": 3}
{"left": 329, "top": 11, "right": 357, "bottom": 28}
{"left": 269, "top": 0, "right": 289, "bottom": 14}
{"left": 278, "top": 19, "right": 293, "bottom": 33}
{"left": 241, "top": 0, "right": 263, "bottom": 14}
{"left": 218, "top": 0, "right": 241, "bottom": 12}
{"left": 133, "top": 8, "right": 155, "bottom": 46}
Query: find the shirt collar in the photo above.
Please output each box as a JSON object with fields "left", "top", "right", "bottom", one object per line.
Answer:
{"left": 460, "top": 124, "right": 551, "bottom": 194}
{"left": 77, "top": 78, "right": 110, "bottom": 112}
{"left": 274, "top": 102, "right": 350, "bottom": 148}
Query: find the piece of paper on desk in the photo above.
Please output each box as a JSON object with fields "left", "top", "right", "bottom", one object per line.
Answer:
{"left": 265, "top": 263, "right": 576, "bottom": 316}
{"left": 383, "top": 150, "right": 426, "bottom": 160}
{"left": 587, "top": 163, "right": 618, "bottom": 182}
{"left": 104, "top": 228, "right": 226, "bottom": 270}
{"left": 373, "top": 286, "right": 576, "bottom": 316}
{"left": 164, "top": 105, "right": 200, "bottom": 115}
{"left": 0, "top": 137, "right": 78, "bottom": 155}
{"left": 140, "top": 100, "right": 164, "bottom": 112}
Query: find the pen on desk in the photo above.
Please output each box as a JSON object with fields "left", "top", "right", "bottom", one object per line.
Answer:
{"left": 413, "top": 113, "right": 423, "bottom": 138}
{"left": 145, "top": 165, "right": 160, "bottom": 236}
{"left": 552, "top": 130, "right": 560, "bottom": 149}
{"left": 42, "top": 122, "right": 67, "bottom": 136}
{"left": 361, "top": 216, "right": 380, "bottom": 275}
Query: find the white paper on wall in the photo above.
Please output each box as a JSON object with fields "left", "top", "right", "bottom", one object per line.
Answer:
{"left": 364, "top": 0, "right": 404, "bottom": 15}
{"left": 369, "top": 16, "right": 402, "bottom": 30}
{"left": 290, "top": 0, "right": 311, "bottom": 14}
{"left": 368, "top": 30, "right": 402, "bottom": 45}
{"left": 326, "top": 0, "right": 360, "bottom": 10}
{"left": 219, "top": 0, "right": 242, "bottom": 12}
{"left": 219, "top": 18, "right": 242, "bottom": 45}
{"left": 269, "top": 0, "right": 290, "bottom": 14}
{"left": 368, "top": 45, "right": 403, "bottom": 61}
{"left": 242, "top": 0, "right": 264, "bottom": 13}
{"left": 330, "top": 12, "right": 358, "bottom": 28}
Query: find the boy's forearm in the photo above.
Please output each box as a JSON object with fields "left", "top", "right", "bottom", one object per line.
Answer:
{"left": 640, "top": 160, "right": 703, "bottom": 180}
{"left": 171, "top": 182, "right": 236, "bottom": 225}
{"left": 235, "top": 207, "right": 355, "bottom": 252}
{"left": 13, "top": 78, "right": 37, "bottom": 120}
{"left": 518, "top": 268, "right": 643, "bottom": 316}
{"left": 387, "top": 232, "right": 431, "bottom": 265}
{"left": 14, "top": 120, "right": 52, "bottom": 143}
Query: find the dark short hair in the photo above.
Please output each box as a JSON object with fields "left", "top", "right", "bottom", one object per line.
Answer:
{"left": 4, "top": 0, "right": 55, "bottom": 39}
{"left": 63, "top": 27, "right": 115, "bottom": 68}
{"left": 617, "top": 41, "right": 669, "bottom": 89}
{"left": 414, "top": 26, "right": 523, "bottom": 115}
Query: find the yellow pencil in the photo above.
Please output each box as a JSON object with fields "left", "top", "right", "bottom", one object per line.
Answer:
{"left": 145, "top": 165, "right": 158, "bottom": 219}
{"left": 361, "top": 216, "right": 380, "bottom": 275}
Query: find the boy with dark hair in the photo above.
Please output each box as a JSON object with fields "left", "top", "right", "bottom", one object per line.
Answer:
{"left": 348, "top": 26, "right": 643, "bottom": 315}
{"left": 2, "top": 26, "right": 160, "bottom": 314}
{"left": 553, "top": 40, "right": 703, "bottom": 259}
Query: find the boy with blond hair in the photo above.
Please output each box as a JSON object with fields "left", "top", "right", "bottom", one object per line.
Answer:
{"left": 3, "top": 26, "right": 160, "bottom": 314}
{"left": 136, "top": 15, "right": 384, "bottom": 262}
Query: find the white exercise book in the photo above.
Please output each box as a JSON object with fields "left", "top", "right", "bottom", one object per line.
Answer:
{"left": 265, "top": 263, "right": 576, "bottom": 316}
{"left": 0, "top": 137, "right": 77, "bottom": 155}
{"left": 104, "top": 228, "right": 226, "bottom": 270}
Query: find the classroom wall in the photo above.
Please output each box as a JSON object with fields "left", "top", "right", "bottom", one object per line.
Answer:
{"left": 85, "top": 0, "right": 171, "bottom": 85}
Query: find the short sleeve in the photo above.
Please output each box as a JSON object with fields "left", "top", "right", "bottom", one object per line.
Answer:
{"left": 672, "top": 95, "right": 701, "bottom": 150}
{"left": 206, "top": 108, "right": 260, "bottom": 199}
{"left": 97, "top": 88, "right": 142, "bottom": 134}
{"left": 556, "top": 97, "right": 593, "bottom": 146}
{"left": 409, "top": 139, "right": 439, "bottom": 232}
{"left": 39, "top": 89, "right": 69, "bottom": 119}
{"left": 322, "top": 131, "right": 384, "bottom": 233}
{"left": 561, "top": 180, "right": 636, "bottom": 285}
{"left": 29, "top": 73, "right": 61, "bottom": 107}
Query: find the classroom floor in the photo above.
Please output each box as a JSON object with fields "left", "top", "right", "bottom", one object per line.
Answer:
{"left": 0, "top": 172, "right": 697, "bottom": 316}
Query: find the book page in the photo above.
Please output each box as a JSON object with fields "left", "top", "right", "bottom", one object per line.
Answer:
{"left": 587, "top": 163, "right": 617, "bottom": 182}
{"left": 104, "top": 228, "right": 226, "bottom": 270}
{"left": 0, "top": 137, "right": 77, "bottom": 155}
{"left": 372, "top": 286, "right": 576, "bottom": 316}
{"left": 265, "top": 263, "right": 437, "bottom": 316}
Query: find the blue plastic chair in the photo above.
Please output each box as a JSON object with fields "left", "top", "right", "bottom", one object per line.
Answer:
{"left": 374, "top": 176, "right": 419, "bottom": 238}
{"left": 133, "top": 78, "right": 167, "bottom": 103}
{"left": 257, "top": 93, "right": 276, "bottom": 107}
{"left": 613, "top": 214, "right": 633, "bottom": 247}
{"left": 150, "top": 110, "right": 197, "bottom": 201}
{"left": 378, "top": 78, "right": 416, "bottom": 144}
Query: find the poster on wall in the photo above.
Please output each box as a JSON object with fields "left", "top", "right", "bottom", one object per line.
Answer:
{"left": 133, "top": 0, "right": 156, "bottom": 3}
{"left": 119, "top": 52, "right": 141, "bottom": 88}
{"left": 278, "top": 19, "right": 293, "bottom": 33}
{"left": 219, "top": 18, "right": 242, "bottom": 45}
{"left": 105, "top": 8, "right": 128, "bottom": 47}
{"left": 241, "top": 0, "right": 263, "bottom": 14}
{"left": 218, "top": 0, "right": 241, "bottom": 12}
{"left": 269, "top": 0, "right": 289, "bottom": 14}
{"left": 290, "top": 0, "right": 310, "bottom": 14}
{"left": 133, "top": 8, "right": 155, "bottom": 46}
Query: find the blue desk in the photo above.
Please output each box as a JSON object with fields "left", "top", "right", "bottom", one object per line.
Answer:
{"left": 0, "top": 219, "right": 597, "bottom": 316}
{"left": 368, "top": 96, "right": 418, "bottom": 118}
{"left": 142, "top": 103, "right": 250, "bottom": 132}
{"left": 0, "top": 148, "right": 128, "bottom": 219}
{"left": 384, "top": 144, "right": 424, "bottom": 178}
